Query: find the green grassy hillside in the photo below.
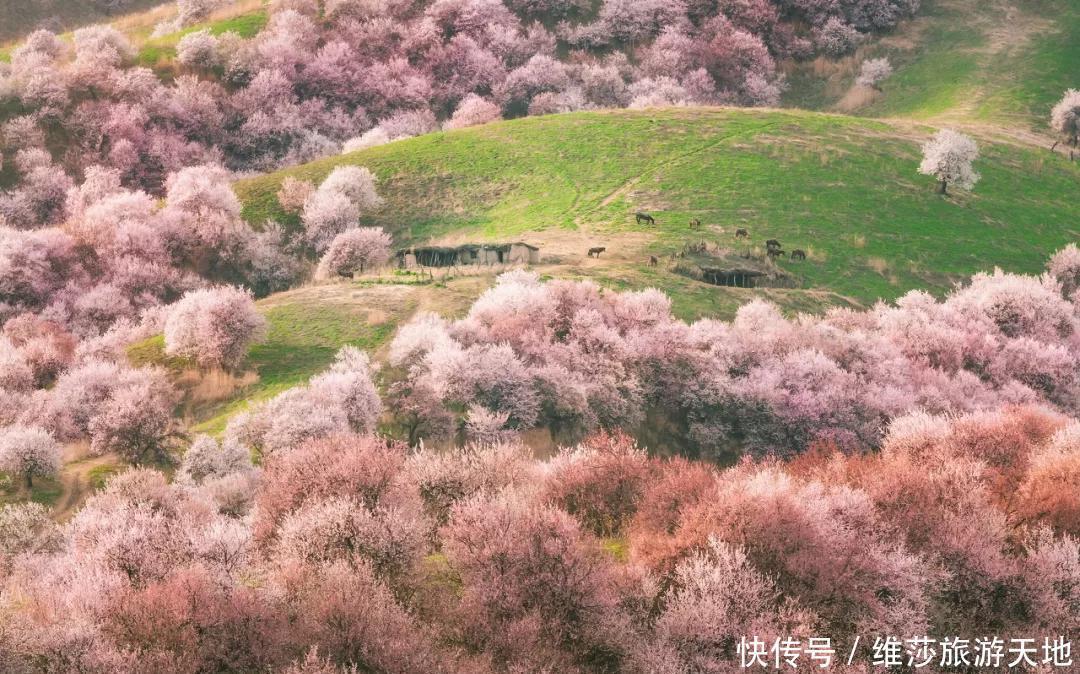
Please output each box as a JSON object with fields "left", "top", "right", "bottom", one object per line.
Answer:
{"left": 136, "top": 9, "right": 267, "bottom": 74}
{"left": 130, "top": 281, "right": 416, "bottom": 434}
{"left": 237, "top": 108, "right": 1080, "bottom": 307}
{"left": 786, "top": 0, "right": 1080, "bottom": 129}
{"left": 0, "top": 1, "right": 266, "bottom": 66}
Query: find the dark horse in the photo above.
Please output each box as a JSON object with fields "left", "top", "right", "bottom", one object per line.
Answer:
{"left": 735, "top": 228, "right": 749, "bottom": 238}
{"left": 648, "top": 255, "right": 658, "bottom": 267}
{"left": 635, "top": 212, "right": 656, "bottom": 226}
{"left": 767, "top": 248, "right": 786, "bottom": 259}
{"left": 790, "top": 249, "right": 807, "bottom": 261}
{"left": 766, "top": 239, "right": 781, "bottom": 251}
{"left": 588, "top": 247, "right": 606, "bottom": 258}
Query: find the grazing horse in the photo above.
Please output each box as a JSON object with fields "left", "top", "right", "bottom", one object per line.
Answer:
{"left": 337, "top": 270, "right": 354, "bottom": 279}
{"left": 588, "top": 247, "right": 606, "bottom": 258}
{"left": 648, "top": 255, "right": 658, "bottom": 267}
{"left": 735, "top": 228, "right": 749, "bottom": 239}
{"left": 790, "top": 249, "right": 807, "bottom": 261}
{"left": 765, "top": 239, "right": 781, "bottom": 251}
{"left": 689, "top": 218, "right": 701, "bottom": 229}
{"left": 635, "top": 212, "right": 656, "bottom": 226}
{"left": 767, "top": 248, "right": 786, "bottom": 259}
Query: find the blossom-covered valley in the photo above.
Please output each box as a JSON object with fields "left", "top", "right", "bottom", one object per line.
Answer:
{"left": 0, "top": 0, "right": 1078, "bottom": 671}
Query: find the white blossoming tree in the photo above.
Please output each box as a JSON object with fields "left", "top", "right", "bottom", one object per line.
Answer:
{"left": 918, "top": 129, "right": 980, "bottom": 195}
{"left": 0, "top": 425, "right": 61, "bottom": 489}
{"left": 856, "top": 58, "right": 892, "bottom": 90}
{"left": 1050, "top": 89, "right": 1080, "bottom": 157}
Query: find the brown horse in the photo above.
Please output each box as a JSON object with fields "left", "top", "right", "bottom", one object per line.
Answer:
{"left": 648, "top": 255, "right": 658, "bottom": 267}
{"left": 588, "top": 247, "right": 606, "bottom": 258}
{"left": 765, "top": 239, "right": 781, "bottom": 251}
{"left": 767, "top": 248, "right": 786, "bottom": 259}
{"left": 790, "top": 249, "right": 807, "bottom": 261}
{"left": 635, "top": 212, "right": 656, "bottom": 226}
{"left": 735, "top": 228, "right": 749, "bottom": 238}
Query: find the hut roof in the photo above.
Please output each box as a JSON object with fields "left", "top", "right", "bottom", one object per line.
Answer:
{"left": 699, "top": 267, "right": 767, "bottom": 277}
{"left": 396, "top": 241, "right": 540, "bottom": 256}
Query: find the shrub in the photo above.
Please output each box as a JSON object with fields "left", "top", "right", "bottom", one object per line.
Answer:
{"left": 176, "top": 30, "right": 221, "bottom": 70}
{"left": 1051, "top": 89, "right": 1080, "bottom": 148}
{"left": 856, "top": 57, "right": 893, "bottom": 89}
{"left": 444, "top": 94, "right": 502, "bottom": 129}
{"left": 0, "top": 425, "right": 61, "bottom": 489}
{"left": 87, "top": 372, "right": 178, "bottom": 464}
{"left": 275, "top": 177, "right": 315, "bottom": 213}
{"left": 301, "top": 167, "right": 383, "bottom": 252}
{"left": 813, "top": 17, "right": 862, "bottom": 56}
{"left": 316, "top": 227, "right": 392, "bottom": 278}
{"left": 164, "top": 286, "right": 267, "bottom": 370}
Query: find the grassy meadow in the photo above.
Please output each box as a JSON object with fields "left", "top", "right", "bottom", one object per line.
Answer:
{"left": 784, "top": 0, "right": 1080, "bottom": 129}
{"left": 237, "top": 108, "right": 1080, "bottom": 307}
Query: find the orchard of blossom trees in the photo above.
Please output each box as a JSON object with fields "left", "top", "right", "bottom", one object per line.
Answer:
{"left": 0, "top": 227, "right": 1078, "bottom": 669}
{"left": 383, "top": 252, "right": 1080, "bottom": 457}
{"left": 0, "top": 155, "right": 391, "bottom": 461}
{"left": 0, "top": 409, "right": 1075, "bottom": 672}
{"left": 0, "top": 0, "right": 922, "bottom": 227}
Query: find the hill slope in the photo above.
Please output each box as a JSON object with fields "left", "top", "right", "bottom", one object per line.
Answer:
{"left": 786, "top": 0, "right": 1079, "bottom": 130}
{"left": 237, "top": 107, "right": 1080, "bottom": 307}
{"left": 0, "top": 0, "right": 165, "bottom": 43}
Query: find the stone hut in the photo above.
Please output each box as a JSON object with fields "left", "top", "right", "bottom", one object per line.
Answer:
{"left": 396, "top": 242, "right": 540, "bottom": 268}
{"left": 505, "top": 242, "right": 540, "bottom": 264}
{"left": 700, "top": 267, "right": 767, "bottom": 288}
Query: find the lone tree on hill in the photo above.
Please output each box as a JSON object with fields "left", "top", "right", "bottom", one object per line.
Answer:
{"left": 918, "top": 129, "right": 980, "bottom": 195}
{"left": 856, "top": 58, "right": 892, "bottom": 91}
{"left": 1050, "top": 89, "right": 1080, "bottom": 158}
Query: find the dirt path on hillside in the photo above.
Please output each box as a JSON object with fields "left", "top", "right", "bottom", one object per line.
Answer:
{"left": 834, "top": 0, "right": 1058, "bottom": 147}
{"left": 53, "top": 444, "right": 121, "bottom": 522}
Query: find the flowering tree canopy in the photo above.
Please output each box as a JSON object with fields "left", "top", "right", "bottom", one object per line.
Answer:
{"left": 164, "top": 286, "right": 267, "bottom": 370}
{"left": 856, "top": 57, "right": 893, "bottom": 89}
{"left": 316, "top": 227, "right": 392, "bottom": 278}
{"left": 918, "top": 128, "right": 980, "bottom": 194}
{"left": 0, "top": 424, "right": 61, "bottom": 488}
{"left": 387, "top": 252, "right": 1080, "bottom": 456}
{"left": 0, "top": 0, "right": 922, "bottom": 225}
{"left": 1051, "top": 89, "right": 1080, "bottom": 149}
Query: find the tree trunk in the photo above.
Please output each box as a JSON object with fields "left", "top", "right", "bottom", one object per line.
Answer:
{"left": 25, "top": 472, "right": 32, "bottom": 490}
{"left": 937, "top": 179, "right": 948, "bottom": 195}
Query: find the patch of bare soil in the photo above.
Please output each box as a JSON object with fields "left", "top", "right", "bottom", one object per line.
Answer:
{"left": 53, "top": 443, "right": 121, "bottom": 521}
{"left": 832, "top": 0, "right": 1052, "bottom": 123}
{"left": 836, "top": 85, "right": 882, "bottom": 113}
{"left": 175, "top": 368, "right": 260, "bottom": 405}
{"left": 259, "top": 281, "right": 419, "bottom": 311}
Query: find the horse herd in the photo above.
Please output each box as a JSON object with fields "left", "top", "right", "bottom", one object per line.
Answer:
{"left": 586, "top": 212, "right": 808, "bottom": 265}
